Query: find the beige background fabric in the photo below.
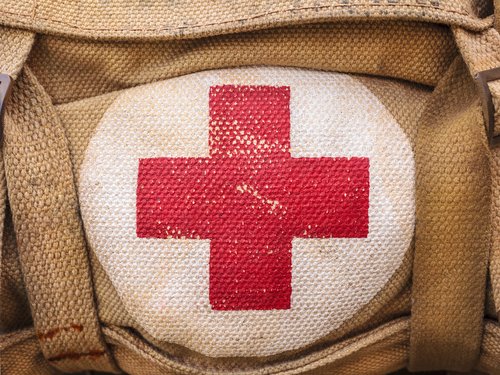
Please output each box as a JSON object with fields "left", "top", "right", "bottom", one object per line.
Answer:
{"left": 0, "top": 328, "right": 62, "bottom": 375}
{"left": 410, "top": 57, "right": 491, "bottom": 371}
{"left": 0, "top": 1, "right": 498, "bottom": 371}
{"left": 102, "top": 318, "right": 410, "bottom": 375}
{"left": 0, "top": 0, "right": 494, "bottom": 39}
{"left": 0, "top": 25, "right": 33, "bottom": 78}
{"left": 2, "top": 68, "right": 118, "bottom": 373}
{"left": 27, "top": 21, "right": 457, "bottom": 104}
{"left": 454, "top": 26, "right": 500, "bottom": 318}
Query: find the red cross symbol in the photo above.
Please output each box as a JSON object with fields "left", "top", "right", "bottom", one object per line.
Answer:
{"left": 136, "top": 85, "right": 369, "bottom": 311}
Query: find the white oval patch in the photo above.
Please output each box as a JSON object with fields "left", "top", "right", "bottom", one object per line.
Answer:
{"left": 79, "top": 67, "right": 415, "bottom": 357}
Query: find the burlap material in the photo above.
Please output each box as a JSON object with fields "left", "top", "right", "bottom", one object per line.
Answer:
{"left": 476, "top": 320, "right": 500, "bottom": 375}
{"left": 0, "top": 328, "right": 62, "bottom": 374}
{"left": 0, "top": 0, "right": 494, "bottom": 40}
{"left": 0, "top": 25, "right": 34, "bottom": 79}
{"left": 51, "top": 67, "right": 425, "bottom": 372}
{"left": 495, "top": 0, "right": 500, "bottom": 31}
{"left": 454, "top": 26, "right": 500, "bottom": 318}
{"left": 2, "top": 67, "right": 119, "bottom": 373}
{"left": 0, "top": 1, "right": 499, "bottom": 374}
{"left": 28, "top": 21, "right": 456, "bottom": 104}
{"left": 409, "top": 55, "right": 491, "bottom": 371}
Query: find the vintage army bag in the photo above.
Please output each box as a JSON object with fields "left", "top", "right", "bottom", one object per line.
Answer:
{"left": 0, "top": 0, "right": 500, "bottom": 374}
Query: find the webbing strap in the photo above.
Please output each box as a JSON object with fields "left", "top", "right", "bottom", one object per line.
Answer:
{"left": 0, "top": 26, "right": 34, "bottom": 271}
{"left": 454, "top": 27, "right": 500, "bottom": 142}
{"left": 1, "top": 26, "right": 120, "bottom": 373}
{"left": 0, "top": 26, "right": 34, "bottom": 79}
{"left": 454, "top": 24, "right": 500, "bottom": 318}
{"left": 409, "top": 54, "right": 491, "bottom": 370}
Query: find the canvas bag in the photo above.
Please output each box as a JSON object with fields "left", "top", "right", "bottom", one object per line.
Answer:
{"left": 0, "top": 1, "right": 499, "bottom": 374}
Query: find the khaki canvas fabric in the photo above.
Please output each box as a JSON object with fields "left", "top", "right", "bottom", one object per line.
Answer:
{"left": 496, "top": 0, "right": 500, "bottom": 31}
{"left": 26, "top": 21, "right": 457, "bottom": 104}
{"left": 0, "top": 26, "right": 33, "bottom": 79}
{"left": 454, "top": 26, "right": 500, "bottom": 321}
{"left": 0, "top": 0, "right": 494, "bottom": 39}
{"left": 55, "top": 68, "right": 419, "bottom": 371}
{"left": 409, "top": 54, "right": 491, "bottom": 371}
{"left": 1, "top": 328, "right": 62, "bottom": 374}
{"left": 2, "top": 66, "right": 119, "bottom": 373}
{"left": 101, "top": 319, "right": 410, "bottom": 375}
{"left": 0, "top": 1, "right": 499, "bottom": 374}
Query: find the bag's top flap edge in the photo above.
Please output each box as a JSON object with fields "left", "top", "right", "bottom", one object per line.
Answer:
{"left": 0, "top": 0, "right": 494, "bottom": 40}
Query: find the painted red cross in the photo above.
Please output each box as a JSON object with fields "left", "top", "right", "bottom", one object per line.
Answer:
{"left": 137, "top": 85, "right": 369, "bottom": 311}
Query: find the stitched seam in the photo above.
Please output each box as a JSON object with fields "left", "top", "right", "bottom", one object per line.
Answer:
{"left": 31, "top": 0, "right": 36, "bottom": 21}
{"left": 0, "top": 3, "right": 484, "bottom": 34}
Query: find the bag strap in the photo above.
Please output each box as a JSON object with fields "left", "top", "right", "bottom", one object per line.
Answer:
{"left": 0, "top": 26, "right": 34, "bottom": 131}
{"left": 0, "top": 26, "right": 33, "bottom": 278}
{"left": 409, "top": 32, "right": 493, "bottom": 371}
{"left": 410, "top": 23, "right": 500, "bottom": 371}
{"left": 457, "top": 25, "right": 500, "bottom": 148}
{"left": 454, "top": 23, "right": 500, "bottom": 312}
{"left": 0, "top": 26, "right": 34, "bottom": 263}
{"left": 1, "top": 27, "right": 120, "bottom": 373}
{"left": 0, "top": 26, "right": 34, "bottom": 79}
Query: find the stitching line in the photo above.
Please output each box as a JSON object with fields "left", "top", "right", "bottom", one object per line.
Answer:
{"left": 0, "top": 3, "right": 486, "bottom": 34}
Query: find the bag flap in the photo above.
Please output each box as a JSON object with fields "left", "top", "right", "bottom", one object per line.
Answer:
{"left": 0, "top": 0, "right": 494, "bottom": 40}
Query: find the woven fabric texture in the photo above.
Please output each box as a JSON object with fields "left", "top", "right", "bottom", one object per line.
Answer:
{"left": 78, "top": 67, "right": 415, "bottom": 357}
{"left": 101, "top": 319, "right": 410, "bottom": 375}
{"left": 52, "top": 65, "right": 426, "bottom": 372}
{"left": 0, "top": 25, "right": 33, "bottom": 78}
{"left": 27, "top": 21, "right": 456, "bottom": 104}
{"left": 0, "top": 2, "right": 498, "bottom": 373}
{"left": 496, "top": 0, "right": 500, "bottom": 31}
{"left": 54, "top": 72, "right": 425, "bottom": 373}
{"left": 1, "top": 213, "right": 32, "bottom": 334}
{"left": 0, "top": 328, "right": 62, "bottom": 375}
{"left": 2, "top": 68, "right": 118, "bottom": 373}
{"left": 476, "top": 320, "right": 500, "bottom": 374}
{"left": 0, "top": 28, "right": 34, "bottom": 334}
{"left": 454, "top": 26, "right": 500, "bottom": 318}
{"left": 0, "top": 0, "right": 494, "bottom": 39}
{"left": 410, "top": 56, "right": 491, "bottom": 371}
